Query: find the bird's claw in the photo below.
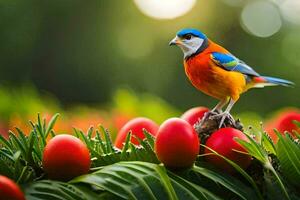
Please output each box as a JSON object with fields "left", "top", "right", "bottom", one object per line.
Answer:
{"left": 210, "top": 112, "right": 235, "bottom": 128}
{"left": 204, "top": 111, "right": 219, "bottom": 118}
{"left": 203, "top": 110, "right": 221, "bottom": 121}
{"left": 197, "top": 110, "right": 223, "bottom": 128}
{"left": 197, "top": 111, "right": 219, "bottom": 127}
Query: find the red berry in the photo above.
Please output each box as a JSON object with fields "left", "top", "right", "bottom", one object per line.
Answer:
{"left": 265, "top": 110, "right": 300, "bottom": 143}
{"left": 181, "top": 107, "right": 209, "bottom": 126}
{"left": 0, "top": 175, "right": 25, "bottom": 200}
{"left": 114, "top": 117, "right": 159, "bottom": 149}
{"left": 43, "top": 134, "right": 91, "bottom": 181}
{"left": 155, "top": 118, "right": 200, "bottom": 169}
{"left": 277, "top": 112, "right": 300, "bottom": 133}
{"left": 204, "top": 128, "right": 251, "bottom": 173}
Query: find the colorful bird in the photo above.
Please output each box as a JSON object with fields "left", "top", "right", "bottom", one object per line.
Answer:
{"left": 169, "top": 28, "right": 294, "bottom": 127}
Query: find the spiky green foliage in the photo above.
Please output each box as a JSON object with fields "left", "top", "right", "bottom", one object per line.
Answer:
{"left": 0, "top": 113, "right": 60, "bottom": 183}
{"left": 0, "top": 114, "right": 300, "bottom": 200}
{"left": 74, "top": 127, "right": 159, "bottom": 168}
{"left": 275, "top": 131, "right": 300, "bottom": 188}
{"left": 236, "top": 129, "right": 300, "bottom": 200}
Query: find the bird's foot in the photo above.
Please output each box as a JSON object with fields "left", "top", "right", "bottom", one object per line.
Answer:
{"left": 203, "top": 110, "right": 219, "bottom": 119}
{"left": 197, "top": 110, "right": 219, "bottom": 127}
{"left": 210, "top": 112, "right": 235, "bottom": 128}
{"left": 195, "top": 110, "right": 244, "bottom": 154}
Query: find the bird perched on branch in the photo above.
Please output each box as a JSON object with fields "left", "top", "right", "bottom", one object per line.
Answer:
{"left": 169, "top": 28, "right": 294, "bottom": 128}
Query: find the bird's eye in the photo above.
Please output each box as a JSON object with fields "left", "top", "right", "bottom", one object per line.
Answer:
{"left": 185, "top": 34, "right": 192, "bottom": 40}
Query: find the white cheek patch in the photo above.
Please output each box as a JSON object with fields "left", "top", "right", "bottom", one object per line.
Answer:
{"left": 179, "top": 38, "right": 204, "bottom": 58}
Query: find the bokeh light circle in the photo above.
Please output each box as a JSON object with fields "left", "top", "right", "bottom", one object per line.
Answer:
{"left": 280, "top": 0, "right": 300, "bottom": 25}
{"left": 240, "top": 1, "right": 282, "bottom": 37}
{"left": 133, "top": 0, "right": 197, "bottom": 20}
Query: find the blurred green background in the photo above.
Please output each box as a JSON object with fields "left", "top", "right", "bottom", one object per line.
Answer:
{"left": 0, "top": 0, "right": 299, "bottom": 134}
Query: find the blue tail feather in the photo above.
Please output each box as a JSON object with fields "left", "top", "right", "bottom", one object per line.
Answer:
{"left": 262, "top": 76, "right": 294, "bottom": 87}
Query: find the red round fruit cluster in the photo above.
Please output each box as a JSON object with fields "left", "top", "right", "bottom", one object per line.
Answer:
{"left": 115, "top": 107, "right": 252, "bottom": 172}
{"left": 40, "top": 107, "right": 299, "bottom": 181}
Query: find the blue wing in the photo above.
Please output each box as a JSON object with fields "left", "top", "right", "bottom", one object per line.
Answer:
{"left": 210, "top": 52, "right": 260, "bottom": 77}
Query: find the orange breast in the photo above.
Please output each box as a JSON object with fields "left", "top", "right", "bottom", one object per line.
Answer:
{"left": 184, "top": 42, "right": 246, "bottom": 101}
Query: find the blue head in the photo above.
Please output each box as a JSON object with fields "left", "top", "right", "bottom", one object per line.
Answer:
{"left": 169, "top": 28, "right": 208, "bottom": 58}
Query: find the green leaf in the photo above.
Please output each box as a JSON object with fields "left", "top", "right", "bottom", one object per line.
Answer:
{"left": 27, "top": 131, "right": 36, "bottom": 163}
{"left": 0, "top": 134, "right": 14, "bottom": 153}
{"left": 9, "top": 132, "right": 27, "bottom": 157}
{"left": 261, "top": 132, "right": 276, "bottom": 155}
{"left": 143, "top": 129, "right": 155, "bottom": 149}
{"left": 134, "top": 136, "right": 157, "bottom": 162}
{"left": 276, "top": 131, "right": 300, "bottom": 187}
{"left": 168, "top": 170, "right": 222, "bottom": 200}
{"left": 45, "top": 113, "right": 60, "bottom": 137}
{"left": 237, "top": 133, "right": 290, "bottom": 200}
{"left": 87, "top": 126, "right": 94, "bottom": 139}
{"left": 25, "top": 180, "right": 100, "bottom": 200}
{"left": 36, "top": 114, "right": 44, "bottom": 138}
{"left": 97, "top": 192, "right": 121, "bottom": 200}
{"left": 15, "top": 128, "right": 28, "bottom": 149}
{"left": 75, "top": 129, "right": 91, "bottom": 148}
{"left": 0, "top": 155, "right": 14, "bottom": 178}
{"left": 0, "top": 148, "right": 14, "bottom": 162}
{"left": 235, "top": 136, "right": 268, "bottom": 165}
{"left": 73, "top": 162, "right": 165, "bottom": 199}
{"left": 100, "top": 126, "right": 115, "bottom": 154}
{"left": 73, "top": 161, "right": 223, "bottom": 200}
{"left": 95, "top": 130, "right": 106, "bottom": 154}
{"left": 201, "top": 144, "right": 263, "bottom": 200}
{"left": 121, "top": 131, "right": 131, "bottom": 157}
{"left": 192, "top": 165, "right": 258, "bottom": 200}
{"left": 263, "top": 170, "right": 288, "bottom": 200}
